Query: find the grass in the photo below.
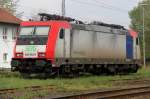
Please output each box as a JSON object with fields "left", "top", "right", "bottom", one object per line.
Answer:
{"left": 0, "top": 67, "right": 150, "bottom": 98}
{"left": 0, "top": 67, "right": 150, "bottom": 91}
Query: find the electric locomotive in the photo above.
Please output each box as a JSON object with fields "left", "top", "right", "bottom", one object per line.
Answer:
{"left": 11, "top": 13, "right": 141, "bottom": 75}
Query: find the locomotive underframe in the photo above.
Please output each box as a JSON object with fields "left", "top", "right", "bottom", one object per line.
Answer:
{"left": 11, "top": 58, "right": 141, "bottom": 75}
{"left": 11, "top": 58, "right": 51, "bottom": 73}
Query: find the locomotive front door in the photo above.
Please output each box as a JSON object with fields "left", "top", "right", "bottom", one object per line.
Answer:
{"left": 55, "top": 29, "right": 70, "bottom": 58}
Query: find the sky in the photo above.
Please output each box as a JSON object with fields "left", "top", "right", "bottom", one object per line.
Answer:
{"left": 17, "top": 0, "right": 140, "bottom": 28}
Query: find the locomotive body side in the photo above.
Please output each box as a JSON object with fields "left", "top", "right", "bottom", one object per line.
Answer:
{"left": 53, "top": 23, "right": 141, "bottom": 74}
{"left": 70, "top": 24, "right": 126, "bottom": 59}
{"left": 54, "top": 24, "right": 141, "bottom": 65}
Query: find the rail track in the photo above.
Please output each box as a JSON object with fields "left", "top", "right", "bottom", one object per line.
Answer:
{"left": 0, "top": 79, "right": 150, "bottom": 99}
{"left": 52, "top": 85, "right": 150, "bottom": 99}
{"left": 0, "top": 85, "right": 55, "bottom": 95}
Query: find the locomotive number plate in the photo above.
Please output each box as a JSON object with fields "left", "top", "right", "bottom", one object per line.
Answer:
{"left": 24, "top": 45, "right": 37, "bottom": 57}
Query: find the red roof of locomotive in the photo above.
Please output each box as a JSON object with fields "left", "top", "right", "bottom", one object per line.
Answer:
{"left": 21, "top": 21, "right": 71, "bottom": 27}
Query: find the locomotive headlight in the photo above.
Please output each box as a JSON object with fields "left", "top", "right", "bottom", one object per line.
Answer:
{"left": 16, "top": 53, "right": 23, "bottom": 57}
{"left": 38, "top": 52, "right": 46, "bottom": 57}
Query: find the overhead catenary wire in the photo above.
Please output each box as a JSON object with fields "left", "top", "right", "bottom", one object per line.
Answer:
{"left": 17, "top": 0, "right": 131, "bottom": 26}
{"left": 70, "top": 0, "right": 128, "bottom": 13}
{"left": 68, "top": 0, "right": 130, "bottom": 27}
{"left": 91, "top": 0, "right": 128, "bottom": 12}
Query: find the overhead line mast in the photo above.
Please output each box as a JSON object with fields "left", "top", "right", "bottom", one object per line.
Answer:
{"left": 62, "top": 0, "right": 65, "bottom": 16}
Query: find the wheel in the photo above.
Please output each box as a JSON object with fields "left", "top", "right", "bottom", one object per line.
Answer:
{"left": 108, "top": 65, "right": 116, "bottom": 75}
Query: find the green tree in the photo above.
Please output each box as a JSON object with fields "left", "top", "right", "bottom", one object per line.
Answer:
{"left": 129, "top": 0, "right": 150, "bottom": 59}
{"left": 0, "top": 0, "right": 19, "bottom": 14}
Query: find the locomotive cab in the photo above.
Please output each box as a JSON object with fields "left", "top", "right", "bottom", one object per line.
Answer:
{"left": 11, "top": 25, "right": 50, "bottom": 72}
{"left": 11, "top": 21, "right": 71, "bottom": 73}
{"left": 16, "top": 26, "right": 49, "bottom": 58}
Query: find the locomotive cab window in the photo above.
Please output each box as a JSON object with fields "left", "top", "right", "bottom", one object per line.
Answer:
{"left": 59, "top": 29, "right": 65, "bottom": 39}
{"left": 20, "top": 27, "right": 35, "bottom": 35}
{"left": 20, "top": 26, "right": 50, "bottom": 36}
{"left": 36, "top": 26, "right": 50, "bottom": 35}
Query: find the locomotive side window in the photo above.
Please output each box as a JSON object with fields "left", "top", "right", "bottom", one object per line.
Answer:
{"left": 59, "top": 29, "right": 65, "bottom": 39}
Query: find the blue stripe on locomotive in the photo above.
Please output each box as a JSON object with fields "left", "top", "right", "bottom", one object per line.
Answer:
{"left": 126, "top": 33, "right": 133, "bottom": 59}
